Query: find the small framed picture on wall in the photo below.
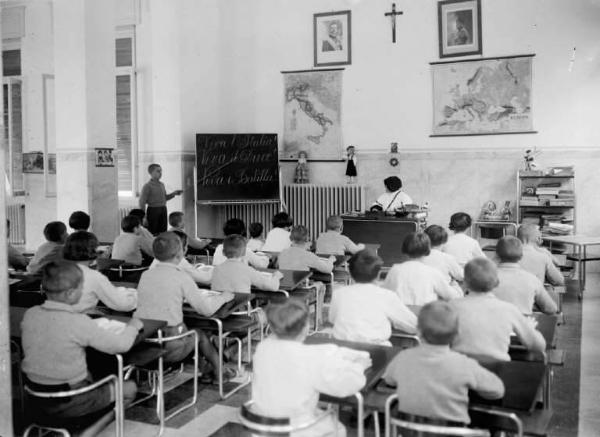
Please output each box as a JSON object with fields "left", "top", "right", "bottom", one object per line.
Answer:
{"left": 95, "top": 148, "right": 115, "bottom": 167}
{"left": 313, "top": 10, "right": 351, "bottom": 67}
{"left": 438, "top": 0, "right": 482, "bottom": 58}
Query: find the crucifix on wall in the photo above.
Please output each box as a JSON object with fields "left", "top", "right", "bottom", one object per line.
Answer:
{"left": 384, "top": 3, "right": 404, "bottom": 43}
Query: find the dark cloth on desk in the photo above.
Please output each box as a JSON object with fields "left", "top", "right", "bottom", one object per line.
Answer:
{"left": 146, "top": 206, "right": 168, "bottom": 235}
{"left": 8, "top": 243, "right": 29, "bottom": 270}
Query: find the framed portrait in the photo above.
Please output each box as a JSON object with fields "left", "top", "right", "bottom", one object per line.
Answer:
{"left": 438, "top": 0, "right": 482, "bottom": 58}
{"left": 22, "top": 152, "right": 44, "bottom": 173}
{"left": 95, "top": 148, "right": 115, "bottom": 167}
{"left": 313, "top": 10, "right": 351, "bottom": 67}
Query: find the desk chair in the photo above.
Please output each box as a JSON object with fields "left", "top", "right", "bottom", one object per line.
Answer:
{"left": 390, "top": 331, "right": 420, "bottom": 349}
{"left": 239, "top": 400, "right": 339, "bottom": 436}
{"left": 23, "top": 374, "right": 122, "bottom": 437}
{"left": 184, "top": 314, "right": 255, "bottom": 399}
{"left": 107, "top": 262, "right": 148, "bottom": 282}
{"left": 132, "top": 329, "right": 199, "bottom": 436}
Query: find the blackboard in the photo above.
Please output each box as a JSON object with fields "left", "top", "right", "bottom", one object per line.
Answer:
{"left": 196, "top": 133, "right": 280, "bottom": 202}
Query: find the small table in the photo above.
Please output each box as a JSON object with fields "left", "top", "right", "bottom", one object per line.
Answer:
{"left": 305, "top": 335, "right": 402, "bottom": 437}
{"left": 543, "top": 235, "right": 600, "bottom": 299}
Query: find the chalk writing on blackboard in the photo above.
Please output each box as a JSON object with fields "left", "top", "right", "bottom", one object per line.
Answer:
{"left": 196, "top": 134, "right": 280, "bottom": 202}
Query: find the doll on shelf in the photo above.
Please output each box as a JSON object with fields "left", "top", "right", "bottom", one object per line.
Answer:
{"left": 294, "top": 150, "right": 309, "bottom": 184}
{"left": 345, "top": 145, "right": 357, "bottom": 184}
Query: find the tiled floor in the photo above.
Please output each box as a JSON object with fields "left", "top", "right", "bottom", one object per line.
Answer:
{"left": 96, "top": 275, "right": 599, "bottom": 436}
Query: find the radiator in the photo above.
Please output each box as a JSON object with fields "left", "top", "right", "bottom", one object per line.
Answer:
{"left": 222, "top": 184, "right": 365, "bottom": 239}
{"left": 6, "top": 203, "right": 25, "bottom": 244}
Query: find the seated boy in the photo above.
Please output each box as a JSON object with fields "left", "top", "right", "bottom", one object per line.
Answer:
{"left": 262, "top": 212, "right": 293, "bottom": 252}
{"left": 62, "top": 231, "right": 137, "bottom": 313}
{"left": 383, "top": 301, "right": 504, "bottom": 425}
{"left": 134, "top": 232, "right": 236, "bottom": 381}
{"left": 68, "top": 211, "right": 91, "bottom": 232}
{"left": 383, "top": 232, "right": 461, "bottom": 305}
{"left": 21, "top": 261, "right": 141, "bottom": 430}
{"left": 451, "top": 257, "right": 546, "bottom": 362}
{"left": 316, "top": 215, "right": 365, "bottom": 255}
{"left": 442, "top": 212, "right": 484, "bottom": 268}
{"left": 278, "top": 225, "right": 335, "bottom": 273}
{"left": 168, "top": 211, "right": 211, "bottom": 251}
{"left": 111, "top": 215, "right": 154, "bottom": 266}
{"left": 212, "top": 218, "right": 269, "bottom": 268}
{"left": 330, "top": 249, "right": 417, "bottom": 345}
{"left": 211, "top": 234, "right": 282, "bottom": 293}
{"left": 493, "top": 236, "right": 557, "bottom": 315}
{"left": 517, "top": 224, "right": 564, "bottom": 286}
{"left": 246, "top": 222, "right": 265, "bottom": 252}
{"left": 423, "top": 225, "right": 463, "bottom": 291}
{"left": 7, "top": 219, "right": 29, "bottom": 271}
{"left": 149, "top": 230, "right": 211, "bottom": 285}
{"left": 128, "top": 208, "right": 155, "bottom": 244}
{"left": 252, "top": 299, "right": 371, "bottom": 437}
{"left": 27, "top": 221, "right": 68, "bottom": 274}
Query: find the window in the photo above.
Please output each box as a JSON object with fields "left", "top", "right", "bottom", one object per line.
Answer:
{"left": 115, "top": 29, "right": 137, "bottom": 196}
{"left": 3, "top": 48, "right": 24, "bottom": 195}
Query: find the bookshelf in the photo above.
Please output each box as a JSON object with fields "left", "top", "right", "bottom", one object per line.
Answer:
{"left": 516, "top": 170, "right": 575, "bottom": 241}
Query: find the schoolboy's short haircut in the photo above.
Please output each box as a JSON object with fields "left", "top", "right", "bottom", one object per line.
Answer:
{"left": 148, "top": 163, "right": 161, "bottom": 173}
{"left": 223, "top": 234, "right": 246, "bottom": 258}
{"left": 418, "top": 301, "right": 459, "bottom": 345}
{"left": 424, "top": 225, "right": 448, "bottom": 247}
{"left": 168, "top": 212, "right": 184, "bottom": 228}
{"left": 128, "top": 209, "right": 146, "bottom": 220}
{"left": 272, "top": 212, "right": 293, "bottom": 228}
{"left": 402, "top": 232, "right": 431, "bottom": 258}
{"left": 349, "top": 249, "right": 383, "bottom": 283}
{"left": 289, "top": 225, "right": 309, "bottom": 244}
{"left": 63, "top": 231, "right": 99, "bottom": 261}
{"left": 383, "top": 176, "right": 402, "bottom": 192}
{"left": 449, "top": 212, "right": 472, "bottom": 232}
{"left": 42, "top": 261, "right": 83, "bottom": 295}
{"left": 121, "top": 215, "right": 141, "bottom": 233}
{"left": 496, "top": 236, "right": 523, "bottom": 263}
{"left": 68, "top": 211, "right": 91, "bottom": 231}
{"left": 517, "top": 224, "right": 540, "bottom": 244}
{"left": 172, "top": 229, "right": 188, "bottom": 247}
{"left": 326, "top": 215, "right": 343, "bottom": 230}
{"left": 152, "top": 232, "right": 182, "bottom": 262}
{"left": 249, "top": 222, "right": 263, "bottom": 239}
{"left": 266, "top": 299, "right": 309, "bottom": 340}
{"left": 223, "top": 218, "right": 246, "bottom": 237}
{"left": 43, "top": 221, "right": 67, "bottom": 243}
{"left": 464, "top": 257, "right": 499, "bottom": 292}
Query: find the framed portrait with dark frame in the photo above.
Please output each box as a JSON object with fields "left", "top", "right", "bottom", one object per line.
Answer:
{"left": 438, "top": 0, "right": 482, "bottom": 58}
{"left": 313, "top": 10, "right": 351, "bottom": 67}
{"left": 95, "top": 148, "right": 115, "bottom": 167}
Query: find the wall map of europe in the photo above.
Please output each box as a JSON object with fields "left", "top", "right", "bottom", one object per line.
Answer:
{"left": 283, "top": 70, "right": 343, "bottom": 159}
{"left": 432, "top": 55, "right": 534, "bottom": 136}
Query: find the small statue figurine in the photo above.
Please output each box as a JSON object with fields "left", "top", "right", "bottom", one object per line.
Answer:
{"left": 345, "top": 145, "right": 357, "bottom": 184}
{"left": 294, "top": 150, "right": 309, "bottom": 184}
{"left": 524, "top": 148, "right": 540, "bottom": 171}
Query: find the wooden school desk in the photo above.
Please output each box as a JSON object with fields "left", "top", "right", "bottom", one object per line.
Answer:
{"left": 305, "top": 335, "right": 402, "bottom": 437}
{"left": 543, "top": 235, "right": 600, "bottom": 299}
{"left": 341, "top": 214, "right": 418, "bottom": 266}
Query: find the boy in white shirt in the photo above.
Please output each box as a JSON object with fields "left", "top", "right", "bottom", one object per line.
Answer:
{"left": 111, "top": 215, "right": 154, "bottom": 266}
{"left": 316, "top": 215, "right": 365, "bottom": 255}
{"left": 246, "top": 222, "right": 265, "bottom": 252}
{"left": 443, "top": 212, "right": 484, "bottom": 268}
{"left": 252, "top": 299, "right": 371, "bottom": 437}
{"left": 212, "top": 218, "right": 269, "bottom": 268}
{"left": 262, "top": 212, "right": 293, "bottom": 252}
{"left": 62, "top": 231, "right": 137, "bottom": 313}
{"left": 493, "top": 236, "right": 557, "bottom": 315}
{"left": 517, "top": 224, "right": 564, "bottom": 286}
{"left": 330, "top": 249, "right": 417, "bottom": 345}
{"left": 383, "top": 232, "right": 462, "bottom": 305}
{"left": 168, "top": 211, "right": 211, "bottom": 252}
{"left": 423, "top": 225, "right": 463, "bottom": 292}
{"left": 451, "top": 257, "right": 546, "bottom": 363}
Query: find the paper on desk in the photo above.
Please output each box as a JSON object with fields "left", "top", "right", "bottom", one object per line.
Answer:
{"left": 195, "top": 264, "right": 214, "bottom": 273}
{"left": 95, "top": 318, "right": 127, "bottom": 335}
{"left": 199, "top": 289, "right": 221, "bottom": 296}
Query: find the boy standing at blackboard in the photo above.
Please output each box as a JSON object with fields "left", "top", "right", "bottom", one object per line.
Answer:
{"left": 139, "top": 164, "right": 182, "bottom": 235}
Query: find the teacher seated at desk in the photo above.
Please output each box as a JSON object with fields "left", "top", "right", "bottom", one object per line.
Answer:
{"left": 371, "top": 176, "right": 412, "bottom": 213}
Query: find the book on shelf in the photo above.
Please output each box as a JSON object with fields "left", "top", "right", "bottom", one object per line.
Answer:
{"left": 537, "top": 182, "right": 562, "bottom": 188}
{"left": 536, "top": 188, "right": 560, "bottom": 196}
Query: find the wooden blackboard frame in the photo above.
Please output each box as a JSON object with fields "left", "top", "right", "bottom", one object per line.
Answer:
{"left": 195, "top": 133, "right": 281, "bottom": 204}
